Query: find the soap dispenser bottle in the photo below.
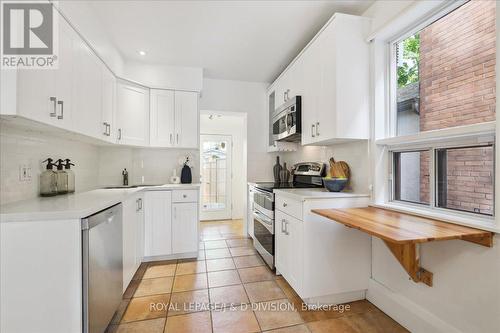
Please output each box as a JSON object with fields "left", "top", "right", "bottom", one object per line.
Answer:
{"left": 55, "top": 159, "right": 68, "bottom": 194}
{"left": 64, "top": 159, "right": 75, "bottom": 193}
{"left": 40, "top": 158, "right": 58, "bottom": 197}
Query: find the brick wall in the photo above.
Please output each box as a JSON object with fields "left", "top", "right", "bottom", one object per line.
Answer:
{"left": 418, "top": 0, "right": 496, "bottom": 214}
{"left": 419, "top": 0, "right": 496, "bottom": 131}
{"left": 445, "top": 147, "right": 494, "bottom": 215}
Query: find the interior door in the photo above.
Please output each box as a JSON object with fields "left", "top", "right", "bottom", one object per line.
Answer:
{"left": 200, "top": 135, "right": 232, "bottom": 221}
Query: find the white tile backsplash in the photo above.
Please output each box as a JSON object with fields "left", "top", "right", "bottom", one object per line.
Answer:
{"left": 271, "top": 141, "right": 370, "bottom": 193}
{"left": 97, "top": 146, "right": 199, "bottom": 186}
{"left": 1, "top": 123, "right": 200, "bottom": 205}
{"left": 0, "top": 123, "right": 100, "bottom": 204}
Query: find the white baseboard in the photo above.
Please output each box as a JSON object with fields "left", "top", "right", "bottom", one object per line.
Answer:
{"left": 366, "top": 278, "right": 461, "bottom": 333}
{"left": 303, "top": 290, "right": 366, "bottom": 307}
{"left": 143, "top": 252, "right": 198, "bottom": 262}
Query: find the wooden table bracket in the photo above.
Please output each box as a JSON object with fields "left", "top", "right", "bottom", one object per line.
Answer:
{"left": 383, "top": 241, "right": 434, "bottom": 286}
{"left": 312, "top": 207, "right": 494, "bottom": 288}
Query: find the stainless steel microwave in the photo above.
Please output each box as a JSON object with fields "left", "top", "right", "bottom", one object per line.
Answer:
{"left": 272, "top": 96, "right": 301, "bottom": 142}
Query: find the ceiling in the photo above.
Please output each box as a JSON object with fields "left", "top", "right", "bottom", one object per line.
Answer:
{"left": 86, "top": 1, "right": 373, "bottom": 82}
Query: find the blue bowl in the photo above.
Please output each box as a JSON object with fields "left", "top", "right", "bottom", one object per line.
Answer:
{"left": 323, "top": 178, "right": 348, "bottom": 192}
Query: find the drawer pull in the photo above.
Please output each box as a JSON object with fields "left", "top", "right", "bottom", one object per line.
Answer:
{"left": 183, "top": 194, "right": 187, "bottom": 198}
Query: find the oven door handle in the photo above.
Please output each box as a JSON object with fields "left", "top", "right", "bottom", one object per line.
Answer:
{"left": 253, "top": 187, "right": 274, "bottom": 201}
{"left": 253, "top": 211, "right": 274, "bottom": 234}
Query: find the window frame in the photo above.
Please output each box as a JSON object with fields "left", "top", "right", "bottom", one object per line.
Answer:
{"left": 389, "top": 140, "right": 496, "bottom": 219}
{"left": 377, "top": 0, "right": 497, "bottom": 224}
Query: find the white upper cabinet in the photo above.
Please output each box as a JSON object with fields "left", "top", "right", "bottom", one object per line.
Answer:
{"left": 174, "top": 91, "right": 199, "bottom": 148}
{"left": 150, "top": 89, "right": 199, "bottom": 148}
{"left": 101, "top": 66, "right": 116, "bottom": 142}
{"left": 269, "top": 13, "right": 371, "bottom": 146}
{"left": 5, "top": 8, "right": 198, "bottom": 149}
{"left": 116, "top": 81, "right": 150, "bottom": 146}
{"left": 73, "top": 38, "right": 103, "bottom": 138}
{"left": 15, "top": 16, "right": 76, "bottom": 129}
{"left": 150, "top": 89, "right": 175, "bottom": 147}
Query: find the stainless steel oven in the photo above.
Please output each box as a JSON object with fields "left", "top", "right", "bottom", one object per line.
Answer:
{"left": 253, "top": 187, "right": 274, "bottom": 219}
{"left": 272, "top": 96, "right": 301, "bottom": 142}
{"left": 252, "top": 209, "right": 274, "bottom": 268}
{"left": 252, "top": 187, "right": 275, "bottom": 268}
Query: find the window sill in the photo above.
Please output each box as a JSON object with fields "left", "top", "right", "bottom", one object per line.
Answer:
{"left": 371, "top": 202, "right": 500, "bottom": 234}
{"left": 375, "top": 121, "right": 496, "bottom": 147}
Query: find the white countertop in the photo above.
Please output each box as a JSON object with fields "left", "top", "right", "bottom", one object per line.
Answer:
{"left": 0, "top": 184, "right": 200, "bottom": 223}
{"left": 273, "top": 188, "right": 370, "bottom": 201}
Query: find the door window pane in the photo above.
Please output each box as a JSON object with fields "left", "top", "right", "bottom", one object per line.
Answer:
{"left": 201, "top": 141, "right": 227, "bottom": 211}
{"left": 393, "top": 150, "right": 430, "bottom": 205}
{"left": 436, "top": 145, "right": 494, "bottom": 216}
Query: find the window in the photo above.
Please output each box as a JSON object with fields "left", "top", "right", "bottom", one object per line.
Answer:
{"left": 394, "top": 0, "right": 496, "bottom": 137}
{"left": 384, "top": 1, "right": 497, "bottom": 221}
{"left": 393, "top": 150, "right": 430, "bottom": 205}
{"left": 436, "top": 145, "right": 494, "bottom": 216}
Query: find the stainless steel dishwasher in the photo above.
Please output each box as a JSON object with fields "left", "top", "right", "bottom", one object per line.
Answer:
{"left": 82, "top": 203, "right": 123, "bottom": 333}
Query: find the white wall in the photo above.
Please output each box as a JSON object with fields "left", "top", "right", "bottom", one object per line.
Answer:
{"left": 0, "top": 122, "right": 100, "bottom": 205}
{"left": 363, "top": 1, "right": 500, "bottom": 332}
{"left": 200, "top": 78, "right": 275, "bottom": 181}
{"left": 200, "top": 113, "right": 246, "bottom": 219}
{"left": 124, "top": 61, "right": 203, "bottom": 92}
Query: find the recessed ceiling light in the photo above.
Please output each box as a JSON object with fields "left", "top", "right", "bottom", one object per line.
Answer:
{"left": 138, "top": 50, "right": 146, "bottom": 56}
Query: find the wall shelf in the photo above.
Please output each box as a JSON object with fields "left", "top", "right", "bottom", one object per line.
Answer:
{"left": 312, "top": 206, "right": 494, "bottom": 287}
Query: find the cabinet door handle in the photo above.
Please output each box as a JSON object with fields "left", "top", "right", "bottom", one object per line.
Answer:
{"left": 281, "top": 219, "right": 286, "bottom": 233}
{"left": 57, "top": 100, "right": 64, "bottom": 119}
{"left": 107, "top": 123, "right": 111, "bottom": 136}
{"left": 49, "top": 97, "right": 57, "bottom": 117}
{"left": 311, "top": 124, "right": 315, "bottom": 138}
{"left": 170, "top": 133, "right": 173, "bottom": 144}
{"left": 176, "top": 133, "right": 179, "bottom": 144}
{"left": 174, "top": 206, "right": 177, "bottom": 219}
{"left": 139, "top": 198, "right": 142, "bottom": 210}
{"left": 103, "top": 122, "right": 108, "bottom": 136}
{"left": 285, "top": 221, "right": 289, "bottom": 235}
{"left": 136, "top": 199, "right": 140, "bottom": 211}
{"left": 316, "top": 122, "right": 320, "bottom": 136}
{"left": 183, "top": 194, "right": 187, "bottom": 198}
{"left": 283, "top": 202, "right": 287, "bottom": 207}
{"left": 118, "top": 128, "right": 122, "bottom": 140}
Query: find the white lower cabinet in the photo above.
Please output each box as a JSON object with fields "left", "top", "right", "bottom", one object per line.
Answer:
{"left": 172, "top": 202, "right": 198, "bottom": 253}
{"left": 144, "top": 191, "right": 172, "bottom": 257}
{"left": 122, "top": 193, "right": 145, "bottom": 292}
{"left": 275, "top": 194, "right": 371, "bottom": 304}
{"left": 144, "top": 189, "right": 199, "bottom": 259}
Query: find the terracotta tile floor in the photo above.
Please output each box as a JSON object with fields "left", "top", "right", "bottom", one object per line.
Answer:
{"left": 107, "top": 219, "right": 408, "bottom": 333}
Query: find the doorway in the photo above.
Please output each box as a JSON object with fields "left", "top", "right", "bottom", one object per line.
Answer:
{"left": 200, "top": 134, "right": 232, "bottom": 220}
{"left": 200, "top": 111, "right": 247, "bottom": 223}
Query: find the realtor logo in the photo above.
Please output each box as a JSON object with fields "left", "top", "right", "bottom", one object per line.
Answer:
{"left": 1, "top": 1, "right": 58, "bottom": 69}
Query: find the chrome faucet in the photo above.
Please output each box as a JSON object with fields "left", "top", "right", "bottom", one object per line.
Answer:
{"left": 122, "top": 168, "right": 129, "bottom": 186}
